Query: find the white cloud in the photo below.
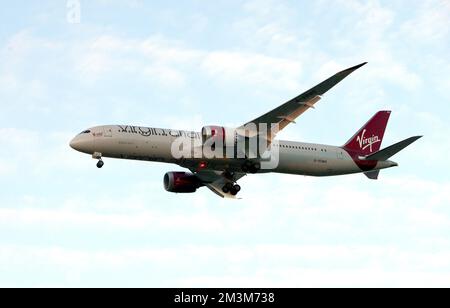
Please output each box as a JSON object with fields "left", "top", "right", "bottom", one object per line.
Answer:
{"left": 0, "top": 205, "right": 225, "bottom": 233}
{"left": 201, "top": 51, "right": 302, "bottom": 91}
{"left": 336, "top": 0, "right": 395, "bottom": 36}
{"left": 2, "top": 30, "right": 61, "bottom": 61}
{"left": 365, "top": 56, "right": 423, "bottom": 91}
{"left": 161, "top": 114, "right": 205, "bottom": 131}
{"left": 401, "top": 0, "right": 450, "bottom": 43}
{"left": 143, "top": 64, "right": 186, "bottom": 87}
{"left": 0, "top": 128, "right": 40, "bottom": 149}
{"left": 323, "top": 1, "right": 423, "bottom": 92}
{"left": 66, "top": 33, "right": 305, "bottom": 91}
{"left": 0, "top": 158, "right": 15, "bottom": 176}
{"left": 0, "top": 73, "right": 19, "bottom": 91}
{"left": 0, "top": 128, "right": 94, "bottom": 176}
{"left": 139, "top": 36, "right": 201, "bottom": 64}
{"left": 2, "top": 241, "right": 450, "bottom": 287}
{"left": 75, "top": 52, "right": 113, "bottom": 79}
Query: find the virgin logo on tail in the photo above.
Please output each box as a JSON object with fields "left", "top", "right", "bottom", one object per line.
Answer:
{"left": 356, "top": 129, "right": 380, "bottom": 153}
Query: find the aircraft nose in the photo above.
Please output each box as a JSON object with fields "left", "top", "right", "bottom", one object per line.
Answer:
{"left": 70, "top": 137, "right": 81, "bottom": 151}
{"left": 70, "top": 134, "right": 93, "bottom": 153}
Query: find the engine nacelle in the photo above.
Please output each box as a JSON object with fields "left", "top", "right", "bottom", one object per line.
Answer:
{"left": 164, "top": 172, "right": 202, "bottom": 193}
{"left": 201, "top": 126, "right": 236, "bottom": 151}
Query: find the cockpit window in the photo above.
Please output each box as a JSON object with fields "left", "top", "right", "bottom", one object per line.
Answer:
{"left": 79, "top": 130, "right": 91, "bottom": 135}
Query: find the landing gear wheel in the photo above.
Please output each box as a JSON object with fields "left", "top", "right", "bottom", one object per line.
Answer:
{"left": 228, "top": 184, "right": 241, "bottom": 196}
{"left": 222, "top": 183, "right": 233, "bottom": 194}
{"left": 96, "top": 160, "right": 104, "bottom": 169}
{"left": 243, "top": 161, "right": 261, "bottom": 174}
{"left": 230, "top": 184, "right": 241, "bottom": 196}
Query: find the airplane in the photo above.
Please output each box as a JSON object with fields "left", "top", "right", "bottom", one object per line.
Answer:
{"left": 69, "top": 62, "right": 422, "bottom": 198}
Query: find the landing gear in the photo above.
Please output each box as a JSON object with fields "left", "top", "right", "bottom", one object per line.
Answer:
{"left": 93, "top": 152, "right": 104, "bottom": 169}
{"left": 230, "top": 184, "right": 241, "bottom": 196}
{"left": 222, "top": 183, "right": 241, "bottom": 196}
{"left": 222, "top": 183, "right": 233, "bottom": 194}
{"left": 96, "top": 160, "right": 104, "bottom": 169}
{"left": 253, "top": 162, "right": 261, "bottom": 171}
{"left": 242, "top": 161, "right": 261, "bottom": 174}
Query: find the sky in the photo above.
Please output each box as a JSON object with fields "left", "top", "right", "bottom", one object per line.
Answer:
{"left": 0, "top": 0, "right": 449, "bottom": 287}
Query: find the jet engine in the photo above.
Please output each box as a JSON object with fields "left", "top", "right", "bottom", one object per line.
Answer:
{"left": 163, "top": 172, "right": 202, "bottom": 193}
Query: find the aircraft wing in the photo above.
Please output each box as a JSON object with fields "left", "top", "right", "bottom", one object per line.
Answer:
{"left": 240, "top": 62, "right": 367, "bottom": 138}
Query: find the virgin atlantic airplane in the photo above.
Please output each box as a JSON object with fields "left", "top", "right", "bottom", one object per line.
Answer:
{"left": 70, "top": 62, "right": 421, "bottom": 198}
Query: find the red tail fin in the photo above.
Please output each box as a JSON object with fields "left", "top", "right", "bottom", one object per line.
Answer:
{"left": 343, "top": 111, "right": 391, "bottom": 156}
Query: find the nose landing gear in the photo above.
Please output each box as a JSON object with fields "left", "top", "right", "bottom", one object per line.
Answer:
{"left": 93, "top": 152, "right": 104, "bottom": 169}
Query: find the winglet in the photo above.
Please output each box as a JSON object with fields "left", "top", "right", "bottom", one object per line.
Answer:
{"left": 302, "top": 61, "right": 368, "bottom": 100}
{"left": 342, "top": 62, "right": 368, "bottom": 73}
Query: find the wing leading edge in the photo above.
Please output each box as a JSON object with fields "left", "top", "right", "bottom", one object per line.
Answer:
{"left": 241, "top": 62, "right": 368, "bottom": 135}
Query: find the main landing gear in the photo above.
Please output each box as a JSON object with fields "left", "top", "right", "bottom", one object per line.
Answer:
{"left": 241, "top": 161, "right": 261, "bottom": 174}
{"left": 93, "top": 152, "right": 104, "bottom": 169}
{"left": 222, "top": 182, "right": 241, "bottom": 196}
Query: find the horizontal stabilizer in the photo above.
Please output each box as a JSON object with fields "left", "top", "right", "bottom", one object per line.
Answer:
{"left": 365, "top": 136, "right": 423, "bottom": 161}
{"left": 364, "top": 170, "right": 380, "bottom": 180}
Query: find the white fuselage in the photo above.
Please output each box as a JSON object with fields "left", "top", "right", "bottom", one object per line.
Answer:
{"left": 70, "top": 125, "right": 397, "bottom": 177}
